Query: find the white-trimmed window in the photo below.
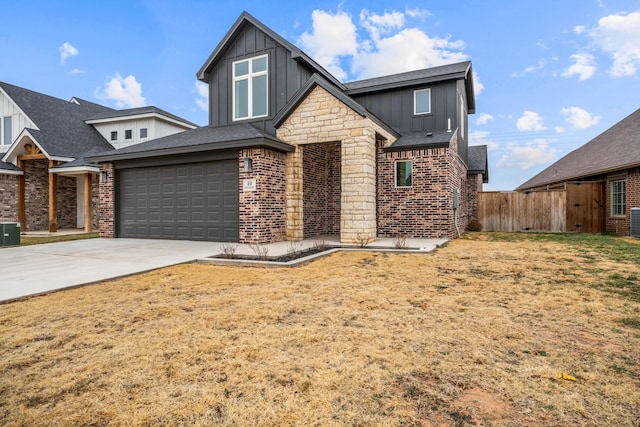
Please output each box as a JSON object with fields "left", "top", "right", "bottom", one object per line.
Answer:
{"left": 611, "top": 179, "right": 626, "bottom": 217}
{"left": 414, "top": 89, "right": 431, "bottom": 115}
{"left": 110, "top": 131, "right": 118, "bottom": 141}
{"left": 140, "top": 128, "right": 148, "bottom": 139}
{"left": 395, "top": 160, "right": 413, "bottom": 187}
{"left": 1, "top": 116, "right": 11, "bottom": 146}
{"left": 124, "top": 129, "right": 132, "bottom": 140}
{"left": 233, "top": 55, "right": 268, "bottom": 120}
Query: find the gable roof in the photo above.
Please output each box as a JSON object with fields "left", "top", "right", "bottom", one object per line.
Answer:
{"left": 197, "top": 11, "right": 344, "bottom": 89}
{"left": 85, "top": 106, "right": 199, "bottom": 128}
{"left": 517, "top": 108, "right": 640, "bottom": 190}
{"left": 86, "top": 123, "right": 294, "bottom": 163}
{"left": 0, "top": 81, "right": 115, "bottom": 160}
{"left": 345, "top": 61, "right": 475, "bottom": 114}
{"left": 468, "top": 145, "right": 489, "bottom": 183}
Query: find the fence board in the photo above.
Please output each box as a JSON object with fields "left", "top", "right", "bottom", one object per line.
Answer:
{"left": 478, "top": 191, "right": 566, "bottom": 232}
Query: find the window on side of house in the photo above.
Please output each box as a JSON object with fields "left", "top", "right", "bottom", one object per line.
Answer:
{"left": 611, "top": 179, "right": 626, "bottom": 217}
{"left": 1, "top": 116, "right": 11, "bottom": 146}
{"left": 110, "top": 131, "right": 118, "bottom": 141}
{"left": 395, "top": 160, "right": 413, "bottom": 188}
{"left": 125, "top": 129, "right": 132, "bottom": 140}
{"left": 140, "top": 128, "right": 148, "bottom": 139}
{"left": 233, "top": 54, "right": 268, "bottom": 121}
{"left": 414, "top": 89, "right": 431, "bottom": 115}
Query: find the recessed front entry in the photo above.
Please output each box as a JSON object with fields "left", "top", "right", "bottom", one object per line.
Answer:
{"left": 118, "top": 160, "right": 239, "bottom": 241}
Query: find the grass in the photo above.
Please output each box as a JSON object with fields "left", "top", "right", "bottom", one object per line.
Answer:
{"left": 18, "top": 232, "right": 100, "bottom": 246}
{"left": 1, "top": 232, "right": 639, "bottom": 426}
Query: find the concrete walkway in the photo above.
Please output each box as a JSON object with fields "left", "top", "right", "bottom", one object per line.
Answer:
{"left": 0, "top": 236, "right": 447, "bottom": 302}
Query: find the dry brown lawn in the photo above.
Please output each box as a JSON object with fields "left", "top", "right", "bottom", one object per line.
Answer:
{"left": 1, "top": 233, "right": 639, "bottom": 426}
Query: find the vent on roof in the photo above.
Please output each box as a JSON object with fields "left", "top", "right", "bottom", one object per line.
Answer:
{"left": 631, "top": 208, "right": 640, "bottom": 237}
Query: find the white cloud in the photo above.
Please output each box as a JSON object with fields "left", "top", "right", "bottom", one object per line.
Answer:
{"left": 561, "top": 106, "right": 601, "bottom": 129}
{"left": 194, "top": 81, "right": 208, "bottom": 112}
{"left": 69, "top": 68, "right": 86, "bottom": 75}
{"left": 516, "top": 111, "right": 545, "bottom": 131}
{"left": 562, "top": 53, "right": 596, "bottom": 81}
{"left": 510, "top": 59, "right": 546, "bottom": 77}
{"left": 59, "top": 42, "right": 78, "bottom": 64}
{"left": 476, "top": 113, "right": 494, "bottom": 125}
{"left": 555, "top": 126, "right": 566, "bottom": 133}
{"left": 496, "top": 139, "right": 559, "bottom": 170}
{"left": 98, "top": 74, "right": 146, "bottom": 108}
{"left": 299, "top": 8, "right": 467, "bottom": 81}
{"left": 589, "top": 11, "right": 640, "bottom": 77}
{"left": 468, "top": 130, "right": 499, "bottom": 151}
{"left": 298, "top": 9, "right": 358, "bottom": 80}
{"left": 574, "top": 25, "right": 586, "bottom": 34}
{"left": 473, "top": 71, "right": 484, "bottom": 96}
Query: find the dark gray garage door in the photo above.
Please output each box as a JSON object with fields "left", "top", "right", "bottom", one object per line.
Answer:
{"left": 119, "top": 160, "right": 238, "bottom": 241}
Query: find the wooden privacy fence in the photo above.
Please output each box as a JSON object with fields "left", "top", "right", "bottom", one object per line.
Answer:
{"left": 478, "top": 182, "right": 605, "bottom": 233}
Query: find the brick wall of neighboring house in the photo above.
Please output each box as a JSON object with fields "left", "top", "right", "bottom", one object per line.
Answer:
{"left": 239, "top": 148, "right": 287, "bottom": 244}
{"left": 24, "top": 159, "right": 48, "bottom": 231}
{"left": 57, "top": 176, "right": 77, "bottom": 229}
{"left": 98, "top": 163, "right": 115, "bottom": 238}
{"left": 0, "top": 174, "right": 18, "bottom": 222}
{"left": 377, "top": 133, "right": 469, "bottom": 239}
{"left": 466, "top": 173, "right": 483, "bottom": 224}
{"left": 606, "top": 167, "right": 640, "bottom": 236}
{"left": 303, "top": 142, "right": 341, "bottom": 237}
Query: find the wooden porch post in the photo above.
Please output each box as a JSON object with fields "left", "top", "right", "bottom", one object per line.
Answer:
{"left": 17, "top": 159, "right": 25, "bottom": 230}
{"left": 84, "top": 173, "right": 92, "bottom": 232}
{"left": 48, "top": 160, "right": 57, "bottom": 232}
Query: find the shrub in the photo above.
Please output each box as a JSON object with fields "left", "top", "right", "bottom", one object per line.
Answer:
{"left": 467, "top": 220, "right": 482, "bottom": 232}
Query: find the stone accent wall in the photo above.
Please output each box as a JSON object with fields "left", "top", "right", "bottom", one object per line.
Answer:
{"left": 57, "top": 176, "right": 77, "bottom": 229}
{"left": 24, "top": 159, "right": 49, "bottom": 231}
{"left": 377, "top": 133, "right": 470, "bottom": 239}
{"left": 239, "top": 148, "right": 287, "bottom": 244}
{"left": 606, "top": 167, "right": 640, "bottom": 236}
{"left": 0, "top": 174, "right": 18, "bottom": 222}
{"left": 303, "top": 142, "right": 341, "bottom": 237}
{"left": 277, "top": 85, "right": 396, "bottom": 243}
{"left": 99, "top": 163, "right": 115, "bottom": 238}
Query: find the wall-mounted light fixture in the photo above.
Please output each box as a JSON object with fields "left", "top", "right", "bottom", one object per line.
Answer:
{"left": 243, "top": 157, "right": 253, "bottom": 173}
{"left": 100, "top": 171, "right": 108, "bottom": 183}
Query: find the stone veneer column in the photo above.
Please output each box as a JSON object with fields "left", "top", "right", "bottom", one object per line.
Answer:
{"left": 286, "top": 146, "right": 304, "bottom": 240}
{"left": 340, "top": 128, "right": 377, "bottom": 243}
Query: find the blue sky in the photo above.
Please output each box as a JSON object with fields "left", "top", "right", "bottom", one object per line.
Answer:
{"left": 3, "top": 0, "right": 639, "bottom": 190}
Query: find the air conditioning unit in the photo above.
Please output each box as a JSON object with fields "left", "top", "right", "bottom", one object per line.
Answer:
{"left": 631, "top": 208, "right": 640, "bottom": 237}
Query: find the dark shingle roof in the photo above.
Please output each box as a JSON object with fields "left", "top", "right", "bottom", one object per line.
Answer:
{"left": 85, "top": 106, "right": 199, "bottom": 128}
{"left": 0, "top": 82, "right": 115, "bottom": 158}
{"left": 385, "top": 130, "right": 455, "bottom": 152}
{"left": 517, "top": 108, "right": 640, "bottom": 190}
{"left": 86, "top": 123, "right": 294, "bottom": 162}
{"left": 0, "top": 160, "right": 22, "bottom": 173}
{"left": 468, "top": 145, "right": 488, "bottom": 183}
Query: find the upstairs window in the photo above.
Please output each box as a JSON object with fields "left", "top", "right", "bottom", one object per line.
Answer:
{"left": 110, "top": 131, "right": 118, "bottom": 141}
{"left": 611, "top": 179, "right": 626, "bottom": 217}
{"left": 125, "top": 129, "right": 132, "bottom": 140}
{"left": 395, "top": 160, "right": 413, "bottom": 187}
{"left": 140, "top": 128, "right": 148, "bottom": 139}
{"left": 233, "top": 55, "right": 268, "bottom": 120}
{"left": 414, "top": 89, "right": 431, "bottom": 115}
{"left": 1, "top": 116, "right": 11, "bottom": 146}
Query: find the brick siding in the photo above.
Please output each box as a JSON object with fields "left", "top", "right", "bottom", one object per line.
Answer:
{"left": 0, "top": 174, "right": 18, "bottom": 222}
{"left": 606, "top": 167, "right": 640, "bottom": 236}
{"left": 239, "top": 148, "right": 287, "bottom": 244}
{"left": 98, "top": 163, "right": 115, "bottom": 238}
{"left": 57, "top": 175, "right": 77, "bottom": 229}
{"left": 24, "top": 159, "right": 49, "bottom": 231}
{"left": 303, "top": 142, "right": 341, "bottom": 237}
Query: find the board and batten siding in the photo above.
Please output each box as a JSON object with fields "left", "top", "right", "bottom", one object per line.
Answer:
{"left": 93, "top": 119, "right": 190, "bottom": 149}
{"left": 0, "top": 90, "right": 37, "bottom": 152}
{"left": 206, "top": 24, "right": 314, "bottom": 135}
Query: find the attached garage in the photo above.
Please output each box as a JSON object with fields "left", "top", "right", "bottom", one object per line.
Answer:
{"left": 118, "top": 159, "right": 238, "bottom": 241}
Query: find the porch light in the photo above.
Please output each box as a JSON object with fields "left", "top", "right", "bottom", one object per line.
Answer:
{"left": 243, "top": 157, "right": 253, "bottom": 173}
{"left": 100, "top": 171, "right": 108, "bottom": 183}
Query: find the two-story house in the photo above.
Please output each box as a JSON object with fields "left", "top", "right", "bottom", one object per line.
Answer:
{"left": 0, "top": 82, "right": 197, "bottom": 233}
{"left": 90, "top": 11, "right": 488, "bottom": 244}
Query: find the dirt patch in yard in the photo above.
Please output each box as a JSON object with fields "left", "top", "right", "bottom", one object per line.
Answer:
{"left": 0, "top": 233, "right": 639, "bottom": 426}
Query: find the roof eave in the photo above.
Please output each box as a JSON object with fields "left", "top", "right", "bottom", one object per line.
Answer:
{"left": 85, "top": 112, "right": 198, "bottom": 129}
{"left": 516, "top": 161, "right": 640, "bottom": 191}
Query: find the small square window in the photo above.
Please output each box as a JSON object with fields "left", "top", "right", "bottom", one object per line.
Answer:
{"left": 395, "top": 160, "right": 413, "bottom": 187}
{"left": 125, "top": 129, "right": 132, "bottom": 140}
{"left": 110, "top": 131, "right": 118, "bottom": 141}
{"left": 414, "top": 89, "right": 431, "bottom": 115}
{"left": 140, "top": 128, "right": 148, "bottom": 138}
{"left": 611, "top": 179, "right": 626, "bottom": 217}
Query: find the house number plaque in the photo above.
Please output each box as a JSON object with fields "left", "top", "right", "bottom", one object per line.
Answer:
{"left": 243, "top": 179, "right": 256, "bottom": 191}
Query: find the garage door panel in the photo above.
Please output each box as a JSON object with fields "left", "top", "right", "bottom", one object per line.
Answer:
{"left": 119, "top": 160, "right": 238, "bottom": 241}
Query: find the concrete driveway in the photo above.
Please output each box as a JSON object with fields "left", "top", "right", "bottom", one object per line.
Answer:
{"left": 0, "top": 238, "right": 222, "bottom": 302}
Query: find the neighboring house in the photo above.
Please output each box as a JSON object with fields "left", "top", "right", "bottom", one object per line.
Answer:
{"left": 0, "top": 82, "right": 197, "bottom": 232}
{"left": 517, "top": 108, "right": 640, "bottom": 236}
{"left": 89, "top": 11, "right": 488, "bottom": 244}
